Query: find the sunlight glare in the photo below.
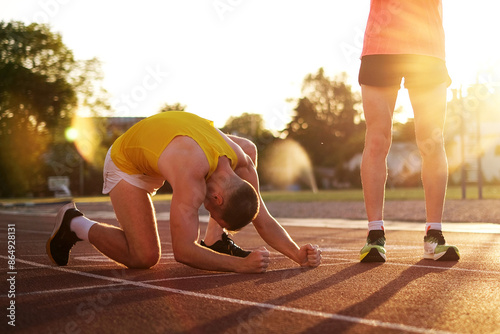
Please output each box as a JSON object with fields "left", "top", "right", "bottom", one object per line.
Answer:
{"left": 394, "top": 89, "right": 413, "bottom": 124}
{"left": 69, "top": 116, "right": 102, "bottom": 164}
{"left": 64, "top": 127, "right": 79, "bottom": 142}
{"left": 260, "top": 139, "right": 317, "bottom": 192}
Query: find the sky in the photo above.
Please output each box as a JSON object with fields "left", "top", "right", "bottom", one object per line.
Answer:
{"left": 1, "top": 0, "right": 499, "bottom": 130}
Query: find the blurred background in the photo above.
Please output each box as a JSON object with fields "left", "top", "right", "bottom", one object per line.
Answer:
{"left": 0, "top": 0, "right": 499, "bottom": 199}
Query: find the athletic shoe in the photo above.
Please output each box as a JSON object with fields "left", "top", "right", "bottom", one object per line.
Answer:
{"left": 200, "top": 232, "right": 251, "bottom": 258}
{"left": 360, "top": 230, "right": 386, "bottom": 263}
{"left": 46, "top": 203, "right": 83, "bottom": 266}
{"left": 423, "top": 229, "right": 460, "bottom": 261}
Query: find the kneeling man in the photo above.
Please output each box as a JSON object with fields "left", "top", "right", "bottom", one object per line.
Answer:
{"left": 47, "top": 111, "right": 321, "bottom": 273}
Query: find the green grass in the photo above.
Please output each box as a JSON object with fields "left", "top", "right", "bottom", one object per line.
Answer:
{"left": 260, "top": 185, "right": 500, "bottom": 202}
{"left": 1, "top": 185, "right": 499, "bottom": 206}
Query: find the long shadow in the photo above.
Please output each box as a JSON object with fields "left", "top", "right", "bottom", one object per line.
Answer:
{"left": 304, "top": 259, "right": 458, "bottom": 333}
{"left": 187, "top": 262, "right": 383, "bottom": 333}
{"left": 26, "top": 264, "right": 306, "bottom": 332}
{"left": 254, "top": 266, "right": 311, "bottom": 284}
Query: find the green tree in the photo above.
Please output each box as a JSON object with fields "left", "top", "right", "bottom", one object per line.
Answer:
{"left": 221, "top": 113, "right": 271, "bottom": 140}
{"left": 0, "top": 21, "right": 109, "bottom": 197}
{"left": 285, "top": 69, "right": 364, "bottom": 186}
{"left": 392, "top": 119, "right": 416, "bottom": 143}
{"left": 159, "top": 102, "right": 186, "bottom": 112}
{"left": 220, "top": 113, "right": 277, "bottom": 186}
{"left": 221, "top": 112, "right": 276, "bottom": 151}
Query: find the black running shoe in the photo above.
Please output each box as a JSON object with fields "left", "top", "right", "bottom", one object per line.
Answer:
{"left": 46, "top": 203, "right": 83, "bottom": 266}
{"left": 360, "top": 229, "right": 386, "bottom": 263}
{"left": 201, "top": 232, "right": 251, "bottom": 258}
{"left": 424, "top": 229, "right": 460, "bottom": 261}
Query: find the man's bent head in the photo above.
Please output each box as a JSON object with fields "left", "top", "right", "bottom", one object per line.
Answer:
{"left": 221, "top": 179, "right": 259, "bottom": 231}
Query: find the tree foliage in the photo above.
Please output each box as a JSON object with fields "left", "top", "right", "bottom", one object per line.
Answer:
{"left": 0, "top": 21, "right": 109, "bottom": 197}
{"left": 0, "top": 22, "right": 76, "bottom": 130}
{"left": 285, "top": 69, "right": 364, "bottom": 174}
{"left": 221, "top": 112, "right": 276, "bottom": 151}
{"left": 221, "top": 113, "right": 274, "bottom": 143}
{"left": 392, "top": 119, "right": 416, "bottom": 143}
{"left": 159, "top": 102, "right": 186, "bottom": 112}
{"left": 220, "top": 113, "right": 277, "bottom": 184}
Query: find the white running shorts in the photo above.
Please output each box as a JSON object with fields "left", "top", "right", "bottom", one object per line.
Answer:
{"left": 102, "top": 147, "right": 165, "bottom": 196}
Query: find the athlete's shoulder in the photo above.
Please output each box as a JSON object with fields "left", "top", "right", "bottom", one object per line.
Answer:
{"left": 159, "top": 136, "right": 209, "bottom": 179}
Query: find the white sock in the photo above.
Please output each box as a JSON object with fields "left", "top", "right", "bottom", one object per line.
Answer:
{"left": 368, "top": 220, "right": 384, "bottom": 231}
{"left": 70, "top": 216, "right": 97, "bottom": 242}
{"left": 425, "top": 222, "right": 442, "bottom": 234}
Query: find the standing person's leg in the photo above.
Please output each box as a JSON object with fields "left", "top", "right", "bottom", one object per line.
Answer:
{"left": 360, "top": 85, "right": 399, "bottom": 222}
{"left": 408, "top": 82, "right": 459, "bottom": 261}
{"left": 408, "top": 83, "right": 448, "bottom": 224}
{"left": 359, "top": 85, "right": 399, "bottom": 262}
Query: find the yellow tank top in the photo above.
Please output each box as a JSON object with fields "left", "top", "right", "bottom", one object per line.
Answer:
{"left": 110, "top": 111, "right": 238, "bottom": 179}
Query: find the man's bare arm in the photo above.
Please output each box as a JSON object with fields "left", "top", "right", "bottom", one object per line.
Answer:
{"left": 169, "top": 180, "right": 269, "bottom": 273}
{"left": 161, "top": 140, "right": 269, "bottom": 273}
{"left": 230, "top": 146, "right": 321, "bottom": 268}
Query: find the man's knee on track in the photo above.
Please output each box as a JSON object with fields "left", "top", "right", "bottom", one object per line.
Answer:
{"left": 127, "top": 250, "right": 160, "bottom": 269}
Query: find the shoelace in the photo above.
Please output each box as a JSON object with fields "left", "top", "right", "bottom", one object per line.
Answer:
{"left": 224, "top": 236, "right": 238, "bottom": 249}
{"left": 367, "top": 231, "right": 385, "bottom": 245}
{"left": 426, "top": 230, "right": 446, "bottom": 244}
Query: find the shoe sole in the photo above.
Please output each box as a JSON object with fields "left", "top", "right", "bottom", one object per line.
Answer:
{"left": 46, "top": 202, "right": 76, "bottom": 265}
{"left": 360, "top": 247, "right": 386, "bottom": 263}
{"left": 424, "top": 247, "right": 460, "bottom": 261}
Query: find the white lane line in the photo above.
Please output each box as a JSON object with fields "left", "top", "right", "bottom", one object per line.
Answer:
{"left": 4, "top": 256, "right": 455, "bottom": 334}
{"left": 2, "top": 265, "right": 357, "bottom": 298}
{"left": 325, "top": 257, "right": 500, "bottom": 275}
{"left": 278, "top": 218, "right": 500, "bottom": 234}
{"left": 0, "top": 228, "right": 48, "bottom": 235}
{"left": 10, "top": 253, "right": 106, "bottom": 257}
{"left": 1, "top": 283, "right": 127, "bottom": 297}
{"left": 5, "top": 251, "right": 499, "bottom": 275}
{"left": 142, "top": 265, "right": 353, "bottom": 283}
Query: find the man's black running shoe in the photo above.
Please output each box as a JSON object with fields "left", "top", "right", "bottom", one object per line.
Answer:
{"left": 46, "top": 203, "right": 83, "bottom": 266}
{"left": 201, "top": 232, "right": 251, "bottom": 258}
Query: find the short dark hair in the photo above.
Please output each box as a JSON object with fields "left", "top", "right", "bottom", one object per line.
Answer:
{"left": 221, "top": 180, "right": 259, "bottom": 231}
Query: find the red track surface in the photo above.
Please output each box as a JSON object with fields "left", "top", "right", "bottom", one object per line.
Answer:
{"left": 1, "top": 202, "right": 499, "bottom": 334}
